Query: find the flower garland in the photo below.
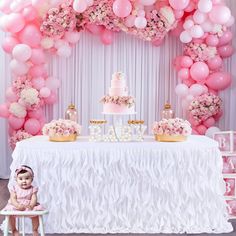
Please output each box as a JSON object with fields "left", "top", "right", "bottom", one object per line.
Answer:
{"left": 0, "top": 0, "right": 234, "bottom": 148}
{"left": 100, "top": 95, "right": 135, "bottom": 107}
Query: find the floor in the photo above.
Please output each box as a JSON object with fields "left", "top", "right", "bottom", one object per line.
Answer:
{"left": 0, "top": 179, "right": 235, "bottom": 236}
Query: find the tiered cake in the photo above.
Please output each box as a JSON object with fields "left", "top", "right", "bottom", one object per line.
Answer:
{"left": 101, "top": 72, "right": 135, "bottom": 114}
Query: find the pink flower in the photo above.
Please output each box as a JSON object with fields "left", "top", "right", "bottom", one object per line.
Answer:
{"left": 189, "top": 93, "right": 222, "bottom": 122}
{"left": 9, "top": 130, "right": 32, "bottom": 149}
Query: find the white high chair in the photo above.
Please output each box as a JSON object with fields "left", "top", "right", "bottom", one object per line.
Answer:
{"left": 0, "top": 210, "right": 48, "bottom": 236}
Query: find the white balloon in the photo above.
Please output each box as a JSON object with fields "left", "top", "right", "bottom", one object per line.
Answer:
{"left": 205, "top": 126, "right": 221, "bottom": 138}
{"left": 190, "top": 25, "right": 204, "bottom": 38}
{"left": 140, "top": 0, "right": 156, "bottom": 6}
{"left": 189, "top": 84, "right": 204, "bottom": 96}
{"left": 12, "top": 44, "right": 32, "bottom": 62}
{"left": 134, "top": 16, "right": 147, "bottom": 29}
{"left": 183, "top": 19, "right": 194, "bottom": 30}
{"left": 198, "top": 0, "right": 212, "bottom": 13}
{"left": 175, "top": 84, "right": 189, "bottom": 97}
{"left": 201, "top": 20, "right": 213, "bottom": 32}
{"left": 193, "top": 10, "right": 207, "bottom": 24}
{"left": 86, "top": 0, "right": 94, "bottom": 6}
{"left": 41, "top": 37, "right": 54, "bottom": 49}
{"left": 180, "top": 30, "right": 192, "bottom": 43}
{"left": 57, "top": 44, "right": 72, "bottom": 58}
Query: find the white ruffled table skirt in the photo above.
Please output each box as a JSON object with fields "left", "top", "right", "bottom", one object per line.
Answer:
{"left": 8, "top": 135, "right": 232, "bottom": 234}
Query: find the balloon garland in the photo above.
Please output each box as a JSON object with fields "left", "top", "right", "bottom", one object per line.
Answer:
{"left": 0, "top": 0, "right": 234, "bottom": 147}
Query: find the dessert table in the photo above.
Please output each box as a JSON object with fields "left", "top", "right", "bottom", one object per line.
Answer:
{"left": 8, "top": 135, "right": 232, "bottom": 234}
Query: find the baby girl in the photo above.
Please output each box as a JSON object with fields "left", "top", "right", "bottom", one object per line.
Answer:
{"left": 4, "top": 165, "right": 43, "bottom": 236}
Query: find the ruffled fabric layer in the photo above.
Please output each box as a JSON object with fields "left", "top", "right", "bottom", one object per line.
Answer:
{"left": 7, "top": 135, "right": 232, "bottom": 233}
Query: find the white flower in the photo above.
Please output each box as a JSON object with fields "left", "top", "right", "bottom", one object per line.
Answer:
{"left": 160, "top": 6, "right": 175, "bottom": 25}
{"left": 20, "top": 88, "right": 40, "bottom": 105}
{"left": 9, "top": 102, "right": 27, "bottom": 118}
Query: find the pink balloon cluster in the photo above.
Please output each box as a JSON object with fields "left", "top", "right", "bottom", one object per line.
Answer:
{"left": 174, "top": 0, "right": 234, "bottom": 135}
{"left": 0, "top": 0, "right": 63, "bottom": 144}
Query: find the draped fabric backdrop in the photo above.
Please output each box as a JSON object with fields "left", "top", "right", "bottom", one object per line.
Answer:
{"left": 0, "top": 0, "right": 236, "bottom": 178}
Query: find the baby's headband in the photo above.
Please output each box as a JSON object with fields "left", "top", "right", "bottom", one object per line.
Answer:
{"left": 15, "top": 165, "right": 34, "bottom": 179}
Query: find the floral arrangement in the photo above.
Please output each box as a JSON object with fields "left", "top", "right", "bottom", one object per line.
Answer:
{"left": 184, "top": 42, "right": 217, "bottom": 62}
{"left": 42, "top": 119, "right": 81, "bottom": 137}
{"left": 9, "top": 130, "right": 32, "bottom": 149}
{"left": 12, "top": 76, "right": 32, "bottom": 95}
{"left": 152, "top": 118, "right": 192, "bottom": 136}
{"left": 189, "top": 93, "right": 222, "bottom": 122}
{"left": 19, "top": 88, "right": 40, "bottom": 110}
{"left": 9, "top": 102, "right": 27, "bottom": 118}
{"left": 40, "top": 1, "right": 82, "bottom": 39}
{"left": 100, "top": 95, "right": 135, "bottom": 107}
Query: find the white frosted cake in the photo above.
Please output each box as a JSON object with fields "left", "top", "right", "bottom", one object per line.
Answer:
{"left": 101, "top": 72, "right": 135, "bottom": 114}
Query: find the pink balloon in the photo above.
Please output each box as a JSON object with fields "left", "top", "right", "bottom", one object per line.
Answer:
{"left": 100, "top": 29, "right": 113, "bottom": 45}
{"left": 40, "top": 87, "right": 51, "bottom": 98}
{"left": 173, "top": 56, "right": 183, "bottom": 70}
{"left": 207, "top": 56, "right": 223, "bottom": 70}
{"left": 31, "top": 77, "right": 45, "bottom": 90}
{"left": 196, "top": 124, "right": 207, "bottom": 135}
{"left": 192, "top": 129, "right": 199, "bottom": 135}
{"left": 208, "top": 88, "right": 218, "bottom": 95}
{"left": 205, "top": 34, "right": 219, "bottom": 46}
{"left": 64, "top": 31, "right": 81, "bottom": 44}
{"left": 86, "top": 24, "right": 104, "bottom": 35}
{"left": 183, "top": 78, "right": 195, "bottom": 87}
{"left": 189, "top": 116, "right": 200, "bottom": 126}
{"left": 218, "top": 31, "right": 233, "bottom": 46}
{"left": 174, "top": 10, "right": 184, "bottom": 19}
{"left": 2, "top": 36, "right": 19, "bottom": 54}
{"left": 29, "top": 64, "right": 47, "bottom": 77}
{"left": 6, "top": 87, "right": 19, "bottom": 102}
{"left": 169, "top": 0, "right": 189, "bottom": 10}
{"left": 22, "top": 6, "right": 37, "bottom": 21}
{"left": 209, "top": 5, "right": 231, "bottom": 24}
{"left": 213, "top": 110, "right": 223, "bottom": 121}
{"left": 30, "top": 49, "right": 46, "bottom": 65}
{"left": 190, "top": 62, "right": 209, "bottom": 82}
{"left": 203, "top": 117, "right": 215, "bottom": 128}
{"left": 152, "top": 38, "right": 164, "bottom": 47}
{"left": 218, "top": 45, "right": 234, "bottom": 58}
{"left": 28, "top": 108, "right": 44, "bottom": 119}
{"left": 8, "top": 115, "right": 25, "bottom": 130}
{"left": 6, "top": 13, "right": 25, "bottom": 33}
{"left": 180, "top": 56, "right": 193, "bottom": 68}
{"left": 44, "top": 92, "right": 57, "bottom": 104}
{"left": 170, "top": 20, "right": 183, "bottom": 37}
{"left": 178, "top": 68, "right": 189, "bottom": 80}
{"left": 24, "top": 118, "right": 41, "bottom": 135}
{"left": 0, "top": 103, "right": 9, "bottom": 118}
{"left": 125, "top": 15, "right": 136, "bottom": 27}
{"left": 113, "top": 0, "right": 132, "bottom": 18}
{"left": 206, "top": 72, "right": 231, "bottom": 90}
{"left": 18, "top": 24, "right": 42, "bottom": 48}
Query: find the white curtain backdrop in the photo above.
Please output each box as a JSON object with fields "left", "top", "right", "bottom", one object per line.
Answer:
{"left": 0, "top": 0, "right": 236, "bottom": 178}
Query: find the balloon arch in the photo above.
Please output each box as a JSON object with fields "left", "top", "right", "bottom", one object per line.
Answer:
{"left": 0, "top": 0, "right": 234, "bottom": 148}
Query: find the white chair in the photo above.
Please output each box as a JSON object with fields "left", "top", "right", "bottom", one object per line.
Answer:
{"left": 0, "top": 210, "right": 48, "bottom": 236}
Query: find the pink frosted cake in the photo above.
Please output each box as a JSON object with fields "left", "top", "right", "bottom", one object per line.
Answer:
{"left": 101, "top": 72, "right": 135, "bottom": 114}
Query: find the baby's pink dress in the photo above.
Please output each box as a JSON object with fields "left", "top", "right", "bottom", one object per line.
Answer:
{"left": 4, "top": 185, "right": 43, "bottom": 211}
